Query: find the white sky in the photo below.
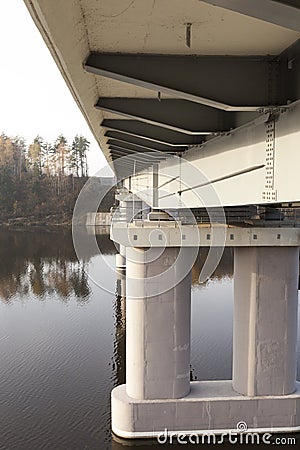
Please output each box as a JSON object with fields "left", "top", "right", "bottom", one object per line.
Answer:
{"left": 0, "top": 0, "right": 113, "bottom": 176}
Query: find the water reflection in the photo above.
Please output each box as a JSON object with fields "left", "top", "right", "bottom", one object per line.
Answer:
{"left": 0, "top": 229, "right": 118, "bottom": 304}
{"left": 0, "top": 230, "right": 94, "bottom": 303}
{"left": 192, "top": 247, "right": 233, "bottom": 285}
{"left": 112, "top": 436, "right": 177, "bottom": 449}
{"left": 112, "top": 270, "right": 126, "bottom": 386}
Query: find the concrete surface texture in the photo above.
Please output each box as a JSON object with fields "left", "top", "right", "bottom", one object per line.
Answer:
{"left": 125, "top": 246, "right": 193, "bottom": 400}
{"left": 233, "top": 247, "right": 299, "bottom": 396}
{"left": 111, "top": 381, "right": 300, "bottom": 438}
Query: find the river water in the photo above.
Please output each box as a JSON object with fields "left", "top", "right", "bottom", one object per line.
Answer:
{"left": 0, "top": 229, "right": 299, "bottom": 449}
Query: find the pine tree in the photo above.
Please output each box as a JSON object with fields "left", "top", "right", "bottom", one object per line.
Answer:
{"left": 28, "top": 136, "right": 43, "bottom": 175}
{"left": 70, "top": 135, "right": 90, "bottom": 177}
{"left": 54, "top": 134, "right": 68, "bottom": 176}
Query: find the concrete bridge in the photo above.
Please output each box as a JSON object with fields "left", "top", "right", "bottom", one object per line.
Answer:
{"left": 24, "top": 0, "right": 300, "bottom": 438}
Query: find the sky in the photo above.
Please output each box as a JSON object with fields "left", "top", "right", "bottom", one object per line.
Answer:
{"left": 0, "top": 0, "right": 113, "bottom": 176}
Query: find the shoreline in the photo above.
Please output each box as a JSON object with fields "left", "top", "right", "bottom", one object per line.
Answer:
{"left": 0, "top": 214, "right": 72, "bottom": 229}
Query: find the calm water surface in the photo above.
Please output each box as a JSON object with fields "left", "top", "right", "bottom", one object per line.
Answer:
{"left": 0, "top": 229, "right": 299, "bottom": 450}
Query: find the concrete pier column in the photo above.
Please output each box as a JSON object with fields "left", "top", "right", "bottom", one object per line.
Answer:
{"left": 116, "top": 244, "right": 126, "bottom": 273}
{"left": 126, "top": 246, "right": 192, "bottom": 400}
{"left": 116, "top": 244, "right": 126, "bottom": 299}
{"left": 116, "top": 268, "right": 126, "bottom": 302}
{"left": 233, "top": 247, "right": 299, "bottom": 396}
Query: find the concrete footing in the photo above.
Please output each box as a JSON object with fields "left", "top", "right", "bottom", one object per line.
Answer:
{"left": 112, "top": 381, "right": 300, "bottom": 438}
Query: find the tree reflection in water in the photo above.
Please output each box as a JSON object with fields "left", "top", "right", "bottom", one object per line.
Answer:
{"left": 0, "top": 229, "right": 98, "bottom": 303}
{"left": 192, "top": 247, "right": 234, "bottom": 286}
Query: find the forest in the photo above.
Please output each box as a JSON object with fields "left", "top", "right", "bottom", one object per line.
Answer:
{"left": 0, "top": 133, "right": 114, "bottom": 225}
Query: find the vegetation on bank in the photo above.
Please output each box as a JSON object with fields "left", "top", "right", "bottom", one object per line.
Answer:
{"left": 0, "top": 133, "right": 114, "bottom": 226}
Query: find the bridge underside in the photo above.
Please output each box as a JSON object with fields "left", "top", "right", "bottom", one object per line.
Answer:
{"left": 24, "top": 0, "right": 300, "bottom": 207}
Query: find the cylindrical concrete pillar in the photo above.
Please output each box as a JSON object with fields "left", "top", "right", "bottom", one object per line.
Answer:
{"left": 116, "top": 268, "right": 126, "bottom": 300}
{"left": 126, "top": 246, "right": 193, "bottom": 400}
{"left": 233, "top": 247, "right": 299, "bottom": 396}
{"left": 116, "top": 245, "right": 126, "bottom": 273}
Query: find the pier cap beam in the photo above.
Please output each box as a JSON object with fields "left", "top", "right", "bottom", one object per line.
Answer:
{"left": 111, "top": 223, "right": 300, "bottom": 248}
